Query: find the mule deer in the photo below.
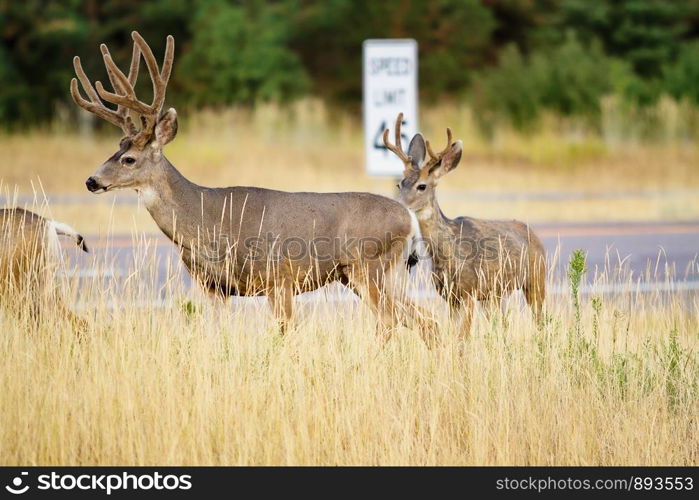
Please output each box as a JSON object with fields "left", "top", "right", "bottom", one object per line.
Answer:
{"left": 0, "top": 208, "right": 88, "bottom": 330}
{"left": 71, "top": 32, "right": 431, "bottom": 338}
{"left": 384, "top": 114, "right": 546, "bottom": 335}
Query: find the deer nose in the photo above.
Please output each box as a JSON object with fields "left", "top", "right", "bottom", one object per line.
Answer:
{"left": 85, "top": 177, "right": 99, "bottom": 192}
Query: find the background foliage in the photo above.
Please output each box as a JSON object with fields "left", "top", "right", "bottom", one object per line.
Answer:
{"left": 1, "top": 0, "right": 699, "bottom": 130}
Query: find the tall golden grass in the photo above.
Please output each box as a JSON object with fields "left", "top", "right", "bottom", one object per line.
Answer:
{"left": 1, "top": 101, "right": 698, "bottom": 233}
{"left": 0, "top": 218, "right": 696, "bottom": 465}
{"left": 2, "top": 102, "right": 698, "bottom": 194}
{"left": 0, "top": 102, "right": 697, "bottom": 465}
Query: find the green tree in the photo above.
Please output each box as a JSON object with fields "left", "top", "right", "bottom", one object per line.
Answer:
{"left": 2, "top": 0, "right": 699, "bottom": 128}
{"left": 534, "top": 35, "right": 631, "bottom": 119}
{"left": 0, "top": 0, "right": 88, "bottom": 126}
{"left": 177, "top": 0, "right": 309, "bottom": 105}
{"left": 483, "top": 0, "right": 560, "bottom": 56}
{"left": 471, "top": 44, "right": 540, "bottom": 131}
{"left": 664, "top": 40, "right": 699, "bottom": 104}
{"left": 473, "top": 34, "right": 633, "bottom": 131}
{"left": 558, "top": 0, "right": 690, "bottom": 79}
{"left": 289, "top": 0, "right": 495, "bottom": 103}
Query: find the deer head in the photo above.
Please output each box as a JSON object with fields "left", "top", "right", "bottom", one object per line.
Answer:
{"left": 384, "top": 113, "right": 462, "bottom": 214}
{"left": 71, "top": 31, "right": 177, "bottom": 194}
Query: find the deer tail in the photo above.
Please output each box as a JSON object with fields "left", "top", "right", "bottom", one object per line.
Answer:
{"left": 46, "top": 220, "right": 88, "bottom": 253}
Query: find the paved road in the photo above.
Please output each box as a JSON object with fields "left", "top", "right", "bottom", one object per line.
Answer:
{"left": 536, "top": 221, "right": 698, "bottom": 282}
{"left": 61, "top": 221, "right": 699, "bottom": 304}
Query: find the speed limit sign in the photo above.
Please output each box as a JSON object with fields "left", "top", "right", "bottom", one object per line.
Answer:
{"left": 363, "top": 39, "right": 418, "bottom": 176}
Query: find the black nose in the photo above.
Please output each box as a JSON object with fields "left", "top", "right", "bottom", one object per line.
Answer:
{"left": 85, "top": 177, "right": 99, "bottom": 192}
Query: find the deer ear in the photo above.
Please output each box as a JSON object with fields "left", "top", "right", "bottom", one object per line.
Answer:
{"left": 407, "top": 134, "right": 426, "bottom": 168}
{"left": 154, "top": 108, "right": 178, "bottom": 148}
{"left": 430, "top": 140, "right": 463, "bottom": 179}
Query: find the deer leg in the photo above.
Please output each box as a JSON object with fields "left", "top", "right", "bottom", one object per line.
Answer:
{"left": 481, "top": 295, "right": 502, "bottom": 322}
{"left": 384, "top": 262, "right": 440, "bottom": 348}
{"left": 58, "top": 302, "right": 89, "bottom": 337}
{"left": 459, "top": 295, "right": 475, "bottom": 340}
{"left": 445, "top": 289, "right": 462, "bottom": 320}
{"left": 27, "top": 297, "right": 42, "bottom": 332}
{"left": 347, "top": 264, "right": 399, "bottom": 343}
{"left": 399, "top": 295, "right": 440, "bottom": 348}
{"left": 41, "top": 277, "right": 89, "bottom": 336}
{"left": 194, "top": 277, "right": 231, "bottom": 324}
{"left": 268, "top": 280, "right": 294, "bottom": 334}
{"left": 203, "top": 284, "right": 228, "bottom": 310}
{"left": 368, "top": 279, "right": 399, "bottom": 344}
{"left": 524, "top": 277, "right": 545, "bottom": 326}
{"left": 524, "top": 250, "right": 546, "bottom": 325}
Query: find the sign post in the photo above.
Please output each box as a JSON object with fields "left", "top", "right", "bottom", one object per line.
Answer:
{"left": 363, "top": 39, "right": 418, "bottom": 177}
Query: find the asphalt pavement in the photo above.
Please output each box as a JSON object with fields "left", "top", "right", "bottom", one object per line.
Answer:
{"left": 60, "top": 221, "right": 699, "bottom": 306}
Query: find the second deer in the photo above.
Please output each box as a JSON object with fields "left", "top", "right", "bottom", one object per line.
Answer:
{"left": 384, "top": 114, "right": 546, "bottom": 335}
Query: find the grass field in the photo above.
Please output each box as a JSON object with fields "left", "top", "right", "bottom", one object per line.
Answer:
{"left": 0, "top": 103, "right": 697, "bottom": 465}
{"left": 0, "top": 238, "right": 696, "bottom": 465}
{"left": 1, "top": 101, "right": 698, "bottom": 234}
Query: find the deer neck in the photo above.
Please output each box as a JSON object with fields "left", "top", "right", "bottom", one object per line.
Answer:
{"left": 137, "top": 158, "right": 203, "bottom": 247}
{"left": 413, "top": 197, "right": 453, "bottom": 265}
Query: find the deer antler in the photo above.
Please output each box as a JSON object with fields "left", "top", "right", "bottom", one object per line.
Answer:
{"left": 425, "top": 127, "right": 451, "bottom": 161}
{"left": 71, "top": 31, "right": 174, "bottom": 148}
{"left": 382, "top": 113, "right": 412, "bottom": 167}
{"left": 425, "top": 127, "right": 453, "bottom": 167}
{"left": 70, "top": 55, "right": 135, "bottom": 135}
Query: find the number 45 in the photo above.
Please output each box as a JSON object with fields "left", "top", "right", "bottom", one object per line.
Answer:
{"left": 374, "top": 118, "right": 408, "bottom": 151}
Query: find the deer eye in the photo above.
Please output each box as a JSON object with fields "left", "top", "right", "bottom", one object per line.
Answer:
{"left": 416, "top": 184, "right": 427, "bottom": 191}
{"left": 122, "top": 156, "right": 136, "bottom": 165}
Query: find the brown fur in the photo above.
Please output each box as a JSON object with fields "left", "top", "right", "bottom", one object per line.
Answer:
{"left": 72, "top": 32, "right": 435, "bottom": 339}
{"left": 385, "top": 116, "right": 546, "bottom": 336}
{"left": 0, "top": 208, "right": 88, "bottom": 332}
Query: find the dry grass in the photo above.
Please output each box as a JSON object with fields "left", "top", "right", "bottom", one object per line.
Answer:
{"left": 0, "top": 103, "right": 697, "bottom": 465}
{"left": 1, "top": 101, "right": 698, "bottom": 231}
{"left": 0, "top": 229, "right": 696, "bottom": 465}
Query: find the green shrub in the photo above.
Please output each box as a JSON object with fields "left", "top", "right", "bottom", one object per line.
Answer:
{"left": 471, "top": 44, "right": 542, "bottom": 131}
{"left": 178, "top": 0, "right": 309, "bottom": 105}
{"left": 472, "top": 34, "right": 636, "bottom": 131}
{"left": 663, "top": 41, "right": 699, "bottom": 105}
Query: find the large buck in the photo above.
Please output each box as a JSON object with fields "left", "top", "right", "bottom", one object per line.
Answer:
{"left": 71, "top": 32, "right": 431, "bottom": 338}
{"left": 384, "top": 114, "right": 546, "bottom": 334}
{"left": 0, "top": 208, "right": 88, "bottom": 330}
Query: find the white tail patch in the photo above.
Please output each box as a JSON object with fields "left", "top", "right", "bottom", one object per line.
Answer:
{"left": 405, "top": 209, "right": 422, "bottom": 260}
{"left": 382, "top": 208, "right": 425, "bottom": 303}
{"left": 45, "top": 220, "right": 87, "bottom": 255}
